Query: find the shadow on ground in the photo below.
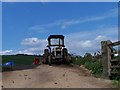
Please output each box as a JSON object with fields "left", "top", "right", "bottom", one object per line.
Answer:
{"left": 2, "top": 64, "right": 40, "bottom": 72}
{"left": 2, "top": 63, "right": 73, "bottom": 72}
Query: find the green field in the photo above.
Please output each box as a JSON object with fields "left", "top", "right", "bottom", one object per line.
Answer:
{"left": 1, "top": 54, "right": 42, "bottom": 65}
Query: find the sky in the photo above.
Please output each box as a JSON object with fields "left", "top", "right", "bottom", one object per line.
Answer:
{"left": 1, "top": 2, "right": 119, "bottom": 56}
{"left": 1, "top": 0, "right": 120, "bottom": 2}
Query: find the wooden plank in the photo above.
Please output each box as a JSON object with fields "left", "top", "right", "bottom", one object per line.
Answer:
{"left": 107, "top": 46, "right": 111, "bottom": 77}
{"left": 110, "top": 66, "right": 120, "bottom": 68}
{"left": 107, "top": 41, "right": 120, "bottom": 46}
{"left": 111, "top": 52, "right": 117, "bottom": 55}
{"left": 110, "top": 71, "right": 120, "bottom": 74}
{"left": 110, "top": 59, "right": 119, "bottom": 62}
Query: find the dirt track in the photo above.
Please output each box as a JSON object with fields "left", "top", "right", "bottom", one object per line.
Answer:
{"left": 2, "top": 64, "right": 113, "bottom": 88}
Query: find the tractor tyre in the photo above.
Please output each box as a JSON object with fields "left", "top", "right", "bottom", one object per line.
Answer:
{"left": 42, "top": 54, "right": 48, "bottom": 64}
{"left": 43, "top": 49, "right": 49, "bottom": 64}
{"left": 48, "top": 55, "right": 52, "bottom": 66}
{"left": 63, "top": 48, "right": 68, "bottom": 63}
{"left": 44, "top": 49, "right": 49, "bottom": 55}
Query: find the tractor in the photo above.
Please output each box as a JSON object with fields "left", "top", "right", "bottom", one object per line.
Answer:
{"left": 42, "top": 35, "right": 71, "bottom": 65}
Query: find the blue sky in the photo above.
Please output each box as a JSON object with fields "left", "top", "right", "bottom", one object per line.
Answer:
{"left": 1, "top": 2, "right": 118, "bottom": 56}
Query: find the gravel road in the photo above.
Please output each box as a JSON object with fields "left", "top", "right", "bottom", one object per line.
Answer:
{"left": 2, "top": 64, "right": 113, "bottom": 88}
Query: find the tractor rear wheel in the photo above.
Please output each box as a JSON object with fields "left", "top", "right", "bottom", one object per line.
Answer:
{"left": 62, "top": 48, "right": 68, "bottom": 63}
{"left": 44, "top": 49, "right": 49, "bottom": 55}
{"left": 43, "top": 49, "right": 49, "bottom": 64}
{"left": 48, "top": 55, "right": 52, "bottom": 66}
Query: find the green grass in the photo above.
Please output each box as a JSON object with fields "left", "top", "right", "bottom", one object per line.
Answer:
{"left": 1, "top": 55, "right": 42, "bottom": 65}
{"left": 112, "top": 80, "right": 120, "bottom": 88}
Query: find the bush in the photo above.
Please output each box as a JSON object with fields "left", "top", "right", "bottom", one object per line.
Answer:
{"left": 71, "top": 53, "right": 103, "bottom": 77}
{"left": 71, "top": 57, "right": 83, "bottom": 65}
{"left": 71, "top": 53, "right": 119, "bottom": 79}
{"left": 91, "top": 61, "right": 103, "bottom": 76}
{"left": 83, "top": 59, "right": 102, "bottom": 77}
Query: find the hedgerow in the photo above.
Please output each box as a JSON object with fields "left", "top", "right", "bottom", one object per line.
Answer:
{"left": 71, "top": 53, "right": 120, "bottom": 80}
{"left": 71, "top": 53, "right": 103, "bottom": 77}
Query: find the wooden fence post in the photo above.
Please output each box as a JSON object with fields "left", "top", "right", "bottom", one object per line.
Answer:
{"left": 101, "top": 40, "right": 112, "bottom": 79}
{"left": 106, "top": 40, "right": 113, "bottom": 77}
{"left": 101, "top": 41, "right": 108, "bottom": 78}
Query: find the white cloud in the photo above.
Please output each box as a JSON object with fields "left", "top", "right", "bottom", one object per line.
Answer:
{"left": 61, "top": 8, "right": 117, "bottom": 29}
{"left": 95, "top": 35, "right": 107, "bottom": 41}
{"left": 29, "top": 8, "right": 117, "bottom": 31}
{"left": 65, "top": 26, "right": 118, "bottom": 56}
{"left": 0, "top": 49, "right": 36, "bottom": 55}
{"left": 29, "top": 20, "right": 65, "bottom": 33}
{"left": 0, "top": 38, "right": 47, "bottom": 55}
{"left": 82, "top": 40, "right": 92, "bottom": 48}
{"left": 20, "top": 37, "right": 48, "bottom": 55}
{"left": 18, "top": 50, "right": 33, "bottom": 55}
{"left": 0, "top": 50, "right": 13, "bottom": 55}
{"left": 17, "top": 47, "right": 46, "bottom": 55}
{"left": 21, "top": 37, "right": 47, "bottom": 46}
{"left": 18, "top": 49, "right": 35, "bottom": 55}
